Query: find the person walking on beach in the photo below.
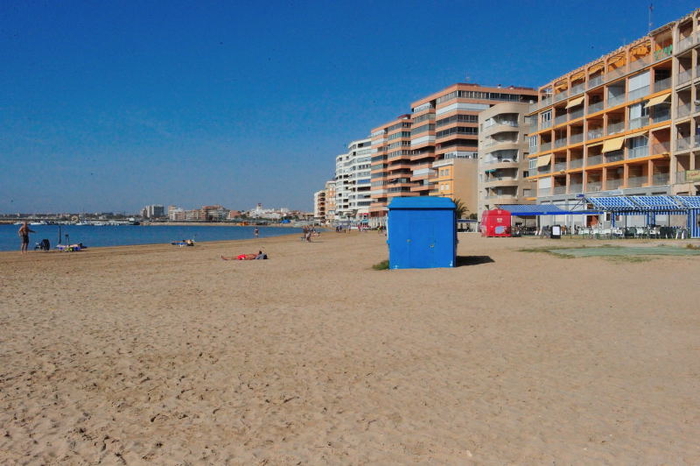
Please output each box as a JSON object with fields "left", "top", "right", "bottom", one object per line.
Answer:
{"left": 254, "top": 227, "right": 259, "bottom": 238}
{"left": 18, "top": 221, "right": 35, "bottom": 254}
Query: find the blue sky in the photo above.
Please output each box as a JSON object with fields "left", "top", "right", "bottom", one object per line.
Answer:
{"left": 1, "top": 0, "right": 697, "bottom": 213}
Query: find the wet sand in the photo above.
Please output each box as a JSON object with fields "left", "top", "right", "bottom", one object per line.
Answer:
{"left": 1, "top": 232, "right": 699, "bottom": 464}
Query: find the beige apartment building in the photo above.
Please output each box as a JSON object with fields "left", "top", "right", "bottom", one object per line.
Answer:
{"left": 369, "top": 84, "right": 537, "bottom": 225}
{"left": 478, "top": 102, "right": 535, "bottom": 215}
{"left": 527, "top": 8, "right": 700, "bottom": 210}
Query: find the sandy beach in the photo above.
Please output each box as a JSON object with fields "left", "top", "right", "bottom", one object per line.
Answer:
{"left": 1, "top": 231, "right": 699, "bottom": 465}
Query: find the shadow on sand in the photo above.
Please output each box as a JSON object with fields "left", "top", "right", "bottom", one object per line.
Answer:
{"left": 456, "top": 255, "right": 495, "bottom": 267}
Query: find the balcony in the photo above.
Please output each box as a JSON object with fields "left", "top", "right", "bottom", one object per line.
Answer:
{"left": 608, "top": 94, "right": 626, "bottom": 107}
{"left": 651, "top": 109, "right": 670, "bottom": 123}
{"left": 652, "top": 173, "right": 669, "bottom": 185}
{"left": 629, "top": 116, "right": 649, "bottom": 130}
{"left": 651, "top": 141, "right": 670, "bottom": 155}
{"left": 628, "top": 85, "right": 650, "bottom": 101}
{"left": 553, "top": 161, "right": 567, "bottom": 171}
{"left": 605, "top": 150, "right": 624, "bottom": 163}
{"left": 676, "top": 135, "right": 700, "bottom": 151}
{"left": 606, "top": 68, "right": 626, "bottom": 82}
{"left": 587, "top": 154, "right": 603, "bottom": 166}
{"left": 627, "top": 175, "right": 646, "bottom": 187}
{"left": 538, "top": 188, "right": 552, "bottom": 196}
{"left": 554, "top": 92, "right": 568, "bottom": 103}
{"left": 554, "top": 137, "right": 567, "bottom": 148}
{"left": 569, "top": 108, "right": 584, "bottom": 120}
{"left": 676, "top": 103, "right": 691, "bottom": 119}
{"left": 539, "top": 96, "right": 552, "bottom": 109}
{"left": 587, "top": 182, "right": 603, "bottom": 192}
{"left": 587, "top": 128, "right": 604, "bottom": 140}
{"left": 629, "top": 56, "right": 651, "bottom": 72}
{"left": 588, "top": 101, "right": 604, "bottom": 114}
{"left": 678, "top": 69, "right": 693, "bottom": 86}
{"left": 553, "top": 186, "right": 567, "bottom": 195}
{"left": 541, "top": 120, "right": 552, "bottom": 130}
{"left": 568, "top": 183, "right": 583, "bottom": 193}
{"left": 554, "top": 114, "right": 567, "bottom": 126}
{"left": 628, "top": 145, "right": 649, "bottom": 159}
{"left": 677, "top": 34, "right": 696, "bottom": 53}
{"left": 607, "top": 121, "right": 625, "bottom": 135}
{"left": 540, "top": 142, "right": 552, "bottom": 152}
{"left": 587, "top": 75, "right": 604, "bottom": 89}
{"left": 570, "top": 83, "right": 585, "bottom": 96}
{"left": 653, "top": 78, "right": 671, "bottom": 93}
{"left": 570, "top": 159, "right": 584, "bottom": 169}
{"left": 606, "top": 178, "right": 623, "bottom": 190}
{"left": 570, "top": 133, "right": 584, "bottom": 144}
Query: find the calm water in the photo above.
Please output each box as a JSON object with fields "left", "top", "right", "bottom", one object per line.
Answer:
{"left": 0, "top": 224, "right": 299, "bottom": 252}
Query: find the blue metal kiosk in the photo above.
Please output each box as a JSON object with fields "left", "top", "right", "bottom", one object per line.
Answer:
{"left": 387, "top": 197, "right": 457, "bottom": 269}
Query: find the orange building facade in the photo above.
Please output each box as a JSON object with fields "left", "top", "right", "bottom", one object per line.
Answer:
{"left": 527, "top": 9, "right": 700, "bottom": 207}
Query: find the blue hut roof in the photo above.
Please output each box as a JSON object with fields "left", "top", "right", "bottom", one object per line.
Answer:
{"left": 388, "top": 197, "right": 456, "bottom": 210}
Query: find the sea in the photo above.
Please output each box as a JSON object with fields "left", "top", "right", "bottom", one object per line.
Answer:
{"left": 0, "top": 224, "right": 300, "bottom": 252}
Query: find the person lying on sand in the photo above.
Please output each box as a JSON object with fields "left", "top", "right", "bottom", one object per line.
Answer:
{"left": 221, "top": 250, "right": 268, "bottom": 261}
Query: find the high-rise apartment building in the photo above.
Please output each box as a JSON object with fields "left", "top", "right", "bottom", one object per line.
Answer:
{"left": 324, "top": 180, "right": 336, "bottom": 224}
{"left": 335, "top": 138, "right": 373, "bottom": 222}
{"left": 478, "top": 102, "right": 535, "bottom": 214}
{"left": 313, "top": 189, "right": 326, "bottom": 223}
{"left": 527, "top": 8, "right": 700, "bottom": 209}
{"left": 369, "top": 84, "right": 537, "bottom": 226}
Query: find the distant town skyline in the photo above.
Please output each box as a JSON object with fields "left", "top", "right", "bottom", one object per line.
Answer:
{"left": 2, "top": 0, "right": 697, "bottom": 213}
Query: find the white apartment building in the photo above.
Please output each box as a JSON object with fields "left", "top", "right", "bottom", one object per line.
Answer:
{"left": 335, "top": 137, "right": 373, "bottom": 222}
{"left": 478, "top": 102, "right": 535, "bottom": 215}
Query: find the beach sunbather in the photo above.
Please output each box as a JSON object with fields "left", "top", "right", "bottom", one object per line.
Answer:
{"left": 221, "top": 250, "right": 268, "bottom": 261}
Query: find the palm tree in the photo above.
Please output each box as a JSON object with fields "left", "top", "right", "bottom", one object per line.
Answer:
{"left": 452, "top": 198, "right": 467, "bottom": 219}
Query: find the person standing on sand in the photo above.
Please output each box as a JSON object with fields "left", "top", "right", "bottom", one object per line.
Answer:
{"left": 18, "top": 221, "right": 35, "bottom": 254}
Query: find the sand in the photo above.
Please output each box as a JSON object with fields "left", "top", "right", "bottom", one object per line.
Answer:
{"left": 1, "top": 231, "right": 699, "bottom": 465}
